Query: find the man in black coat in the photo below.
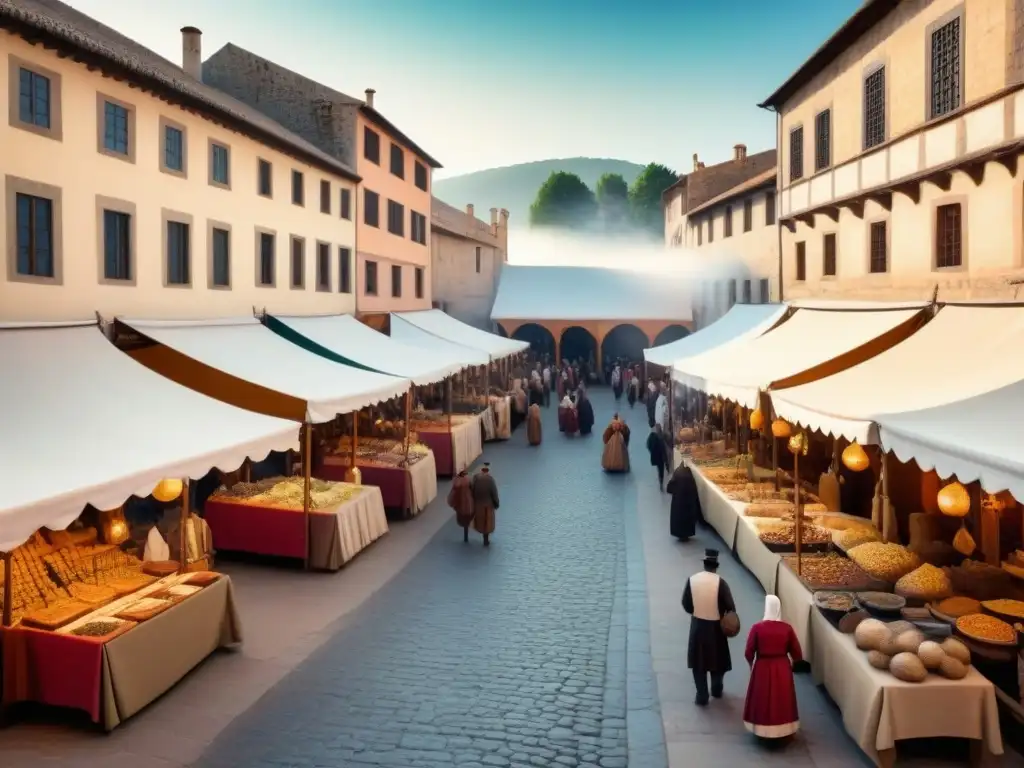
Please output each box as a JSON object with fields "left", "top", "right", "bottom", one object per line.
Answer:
{"left": 666, "top": 464, "right": 702, "bottom": 540}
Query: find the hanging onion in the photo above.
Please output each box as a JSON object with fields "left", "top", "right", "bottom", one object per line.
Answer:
{"left": 937, "top": 482, "right": 971, "bottom": 518}
{"left": 771, "top": 419, "right": 791, "bottom": 439}
{"left": 152, "top": 478, "right": 183, "bottom": 503}
{"left": 842, "top": 442, "right": 871, "bottom": 473}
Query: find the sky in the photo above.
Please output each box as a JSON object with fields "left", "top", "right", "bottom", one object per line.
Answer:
{"left": 65, "top": 0, "right": 862, "bottom": 179}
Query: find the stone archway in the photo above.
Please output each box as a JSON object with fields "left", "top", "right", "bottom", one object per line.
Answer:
{"left": 511, "top": 322, "right": 555, "bottom": 358}
{"left": 560, "top": 326, "right": 597, "bottom": 365}
{"left": 653, "top": 324, "right": 690, "bottom": 347}
{"left": 495, "top": 323, "right": 509, "bottom": 338}
{"left": 601, "top": 323, "right": 649, "bottom": 366}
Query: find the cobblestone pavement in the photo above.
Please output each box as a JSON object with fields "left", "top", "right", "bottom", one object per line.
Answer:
{"left": 191, "top": 391, "right": 663, "bottom": 768}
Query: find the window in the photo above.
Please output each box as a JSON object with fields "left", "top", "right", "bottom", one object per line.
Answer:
{"left": 258, "top": 231, "right": 275, "bottom": 286}
{"left": 100, "top": 98, "right": 132, "bottom": 160}
{"left": 387, "top": 199, "right": 405, "bottom": 236}
{"left": 15, "top": 192, "right": 55, "bottom": 278}
{"left": 364, "top": 127, "right": 380, "bottom": 164}
{"left": 475, "top": 246, "right": 481, "bottom": 273}
{"left": 391, "top": 264, "right": 402, "bottom": 297}
{"left": 365, "top": 259, "right": 378, "bottom": 295}
{"left": 163, "top": 124, "right": 184, "bottom": 174}
{"left": 869, "top": 221, "right": 888, "bottom": 274}
{"left": 166, "top": 220, "right": 190, "bottom": 286}
{"left": 935, "top": 203, "right": 963, "bottom": 268}
{"left": 320, "top": 180, "right": 331, "bottom": 214}
{"left": 415, "top": 267, "right": 424, "bottom": 299}
{"left": 102, "top": 209, "right": 131, "bottom": 282}
{"left": 707, "top": 215, "right": 714, "bottom": 243}
{"left": 743, "top": 199, "right": 753, "bottom": 233}
{"left": 759, "top": 278, "right": 770, "bottom": 303}
{"left": 258, "top": 159, "right": 272, "bottom": 197}
{"left": 864, "top": 66, "right": 886, "bottom": 149}
{"left": 930, "top": 16, "right": 962, "bottom": 119}
{"left": 292, "top": 170, "right": 304, "bottom": 206}
{"left": 410, "top": 211, "right": 427, "bottom": 244}
{"left": 823, "top": 233, "right": 837, "bottom": 276}
{"left": 340, "top": 188, "right": 351, "bottom": 220}
{"left": 697, "top": 221, "right": 703, "bottom": 246}
{"left": 795, "top": 241, "right": 806, "bottom": 281}
{"left": 364, "top": 190, "right": 380, "bottom": 227}
{"left": 339, "top": 247, "right": 352, "bottom": 293}
{"left": 210, "top": 142, "right": 230, "bottom": 187}
{"left": 765, "top": 192, "right": 776, "bottom": 225}
{"left": 724, "top": 206, "right": 733, "bottom": 238}
{"left": 727, "top": 280, "right": 737, "bottom": 307}
{"left": 17, "top": 67, "right": 51, "bottom": 129}
{"left": 290, "top": 236, "right": 305, "bottom": 288}
{"left": 789, "top": 126, "right": 804, "bottom": 181}
{"left": 414, "top": 161, "right": 428, "bottom": 191}
{"left": 317, "top": 242, "right": 330, "bottom": 290}
{"left": 742, "top": 280, "right": 751, "bottom": 304}
{"left": 390, "top": 143, "right": 405, "bottom": 178}
{"left": 211, "top": 227, "right": 230, "bottom": 287}
{"left": 814, "top": 109, "right": 831, "bottom": 171}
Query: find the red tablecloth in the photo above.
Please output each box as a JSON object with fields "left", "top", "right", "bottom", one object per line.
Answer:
{"left": 203, "top": 499, "right": 306, "bottom": 559}
{"left": 2, "top": 625, "right": 104, "bottom": 723}
{"left": 317, "top": 461, "right": 410, "bottom": 511}
{"left": 418, "top": 430, "right": 454, "bottom": 476}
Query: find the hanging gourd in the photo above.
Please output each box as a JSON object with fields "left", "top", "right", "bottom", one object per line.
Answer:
{"left": 937, "top": 481, "right": 971, "bottom": 518}
{"left": 749, "top": 408, "right": 764, "bottom": 431}
{"left": 842, "top": 441, "right": 871, "bottom": 472}
{"left": 152, "top": 478, "right": 183, "bottom": 503}
{"left": 771, "top": 419, "right": 791, "bottom": 439}
{"left": 788, "top": 432, "right": 808, "bottom": 455}
{"left": 953, "top": 524, "right": 976, "bottom": 556}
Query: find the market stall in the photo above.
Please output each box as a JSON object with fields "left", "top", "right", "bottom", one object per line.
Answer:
{"left": 0, "top": 322, "right": 298, "bottom": 729}
{"left": 643, "top": 302, "right": 787, "bottom": 368}
{"left": 393, "top": 308, "right": 528, "bottom": 362}
{"left": 114, "top": 317, "right": 411, "bottom": 563}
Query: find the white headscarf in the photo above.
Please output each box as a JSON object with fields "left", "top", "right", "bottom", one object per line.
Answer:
{"left": 763, "top": 594, "right": 782, "bottom": 622}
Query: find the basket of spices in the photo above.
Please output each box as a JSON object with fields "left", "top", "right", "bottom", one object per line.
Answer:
{"left": 955, "top": 613, "right": 1017, "bottom": 649}
{"left": 814, "top": 590, "right": 856, "bottom": 624}
{"left": 930, "top": 596, "right": 982, "bottom": 623}
{"left": 856, "top": 591, "right": 906, "bottom": 619}
{"left": 780, "top": 553, "right": 889, "bottom": 592}
{"left": 758, "top": 521, "right": 832, "bottom": 554}
{"left": 69, "top": 617, "right": 135, "bottom": 642}
{"left": 980, "top": 599, "right": 1024, "bottom": 628}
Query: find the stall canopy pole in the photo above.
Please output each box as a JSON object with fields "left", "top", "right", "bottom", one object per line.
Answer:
{"left": 403, "top": 385, "right": 413, "bottom": 462}
{"left": 794, "top": 449, "right": 803, "bottom": 576}
{"left": 2, "top": 551, "right": 12, "bottom": 627}
{"left": 446, "top": 376, "right": 453, "bottom": 433}
{"left": 303, "top": 422, "right": 312, "bottom": 569}
{"left": 350, "top": 413, "right": 359, "bottom": 472}
{"left": 881, "top": 451, "right": 893, "bottom": 544}
{"left": 178, "top": 478, "right": 191, "bottom": 575}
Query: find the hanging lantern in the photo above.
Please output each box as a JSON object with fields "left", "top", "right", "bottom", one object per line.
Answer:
{"left": 749, "top": 408, "right": 764, "bottom": 431}
{"left": 937, "top": 482, "right": 971, "bottom": 518}
{"left": 152, "top": 478, "right": 183, "bottom": 503}
{"left": 787, "top": 432, "right": 808, "bottom": 455}
{"left": 842, "top": 442, "right": 871, "bottom": 473}
{"left": 771, "top": 419, "right": 791, "bottom": 439}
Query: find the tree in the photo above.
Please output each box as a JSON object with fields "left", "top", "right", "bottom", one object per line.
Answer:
{"left": 595, "top": 173, "right": 629, "bottom": 225}
{"left": 628, "top": 163, "right": 678, "bottom": 234}
{"left": 529, "top": 171, "right": 597, "bottom": 229}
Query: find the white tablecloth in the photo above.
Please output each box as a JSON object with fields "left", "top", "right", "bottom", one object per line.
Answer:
{"left": 685, "top": 460, "right": 745, "bottom": 548}
{"left": 492, "top": 396, "right": 512, "bottom": 440}
{"left": 774, "top": 558, "right": 814, "bottom": 656}
{"left": 734, "top": 515, "right": 781, "bottom": 594}
{"left": 453, "top": 416, "right": 483, "bottom": 474}
{"left": 480, "top": 407, "right": 496, "bottom": 441}
{"left": 409, "top": 450, "right": 438, "bottom": 515}
{"left": 335, "top": 485, "right": 389, "bottom": 565}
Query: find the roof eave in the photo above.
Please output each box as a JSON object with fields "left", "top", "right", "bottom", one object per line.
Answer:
{"left": 686, "top": 174, "right": 778, "bottom": 218}
{"left": 360, "top": 105, "right": 443, "bottom": 169}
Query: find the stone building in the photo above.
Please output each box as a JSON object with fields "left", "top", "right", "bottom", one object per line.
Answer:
{"left": 0, "top": 5, "right": 359, "bottom": 322}
{"left": 760, "top": 0, "right": 1024, "bottom": 302}
{"left": 662, "top": 145, "right": 778, "bottom": 325}
{"left": 202, "top": 44, "right": 442, "bottom": 317}
{"left": 430, "top": 200, "right": 508, "bottom": 331}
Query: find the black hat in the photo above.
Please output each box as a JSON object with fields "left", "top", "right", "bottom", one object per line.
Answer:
{"left": 481, "top": 462, "right": 490, "bottom": 471}
{"left": 703, "top": 549, "right": 720, "bottom": 568}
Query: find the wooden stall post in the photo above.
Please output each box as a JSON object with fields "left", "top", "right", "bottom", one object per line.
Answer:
{"left": 446, "top": 376, "right": 453, "bottom": 433}
{"left": 880, "top": 451, "right": 893, "bottom": 544}
{"left": 350, "top": 414, "right": 359, "bottom": 471}
{"left": 303, "top": 423, "right": 312, "bottom": 569}
{"left": 2, "top": 551, "right": 12, "bottom": 627}
{"left": 178, "top": 479, "right": 191, "bottom": 575}
{"left": 794, "top": 448, "right": 803, "bottom": 576}
{"left": 403, "top": 385, "right": 413, "bottom": 462}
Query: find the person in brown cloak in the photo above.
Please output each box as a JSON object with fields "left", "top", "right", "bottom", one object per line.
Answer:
{"left": 527, "top": 402, "right": 542, "bottom": 446}
{"left": 447, "top": 469, "right": 475, "bottom": 542}
{"left": 471, "top": 463, "right": 500, "bottom": 546}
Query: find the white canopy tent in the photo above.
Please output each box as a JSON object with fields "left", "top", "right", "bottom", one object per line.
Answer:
{"left": 643, "top": 303, "right": 787, "bottom": 367}
{"left": 0, "top": 323, "right": 298, "bottom": 552}
{"left": 389, "top": 314, "right": 490, "bottom": 367}
{"left": 672, "top": 304, "right": 927, "bottom": 409}
{"left": 878, "top": 379, "right": 1024, "bottom": 501}
{"left": 120, "top": 317, "right": 410, "bottom": 423}
{"left": 771, "top": 305, "right": 1024, "bottom": 444}
{"left": 394, "top": 309, "right": 528, "bottom": 360}
{"left": 268, "top": 314, "right": 465, "bottom": 386}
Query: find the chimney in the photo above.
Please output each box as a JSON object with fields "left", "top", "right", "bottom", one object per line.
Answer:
{"left": 489, "top": 208, "right": 499, "bottom": 236}
{"left": 180, "top": 27, "right": 202, "bottom": 81}
{"left": 466, "top": 203, "right": 475, "bottom": 220}
{"left": 364, "top": 88, "right": 376, "bottom": 109}
{"left": 734, "top": 144, "right": 747, "bottom": 163}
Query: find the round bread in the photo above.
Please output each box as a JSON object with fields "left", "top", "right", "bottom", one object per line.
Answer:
{"left": 866, "top": 650, "right": 892, "bottom": 670}
{"left": 877, "top": 634, "right": 902, "bottom": 657}
{"left": 940, "top": 637, "right": 972, "bottom": 665}
{"left": 889, "top": 652, "right": 928, "bottom": 683}
{"left": 854, "top": 618, "right": 891, "bottom": 651}
{"left": 895, "top": 629, "right": 926, "bottom": 655}
{"left": 917, "top": 640, "right": 946, "bottom": 670}
{"left": 938, "top": 655, "right": 968, "bottom": 680}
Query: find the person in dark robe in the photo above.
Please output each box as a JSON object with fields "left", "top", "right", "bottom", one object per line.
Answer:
{"left": 470, "top": 463, "right": 500, "bottom": 546}
{"left": 627, "top": 373, "right": 639, "bottom": 408}
{"left": 646, "top": 424, "right": 669, "bottom": 490}
{"left": 611, "top": 365, "right": 623, "bottom": 401}
{"left": 743, "top": 595, "right": 803, "bottom": 740}
{"left": 561, "top": 393, "right": 579, "bottom": 435}
{"left": 447, "top": 470, "right": 475, "bottom": 542}
{"left": 682, "top": 549, "right": 736, "bottom": 706}
{"left": 601, "top": 414, "right": 631, "bottom": 472}
{"left": 646, "top": 382, "right": 658, "bottom": 428}
{"left": 666, "top": 463, "right": 702, "bottom": 539}
{"left": 527, "top": 403, "right": 542, "bottom": 446}
{"left": 528, "top": 381, "right": 543, "bottom": 408}
{"left": 577, "top": 387, "right": 595, "bottom": 435}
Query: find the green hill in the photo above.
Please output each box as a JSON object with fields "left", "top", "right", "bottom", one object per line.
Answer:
{"left": 433, "top": 158, "right": 648, "bottom": 226}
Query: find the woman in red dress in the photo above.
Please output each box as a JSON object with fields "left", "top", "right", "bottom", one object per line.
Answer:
{"left": 743, "top": 595, "right": 802, "bottom": 739}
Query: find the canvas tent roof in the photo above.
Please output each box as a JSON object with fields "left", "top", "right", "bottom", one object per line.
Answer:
{"left": 267, "top": 314, "right": 465, "bottom": 386}
{"left": 672, "top": 304, "right": 927, "bottom": 409}
{"left": 770, "top": 305, "right": 1024, "bottom": 444}
{"left": 490, "top": 265, "right": 693, "bottom": 322}
{"left": 643, "top": 303, "right": 787, "bottom": 367}
{"left": 120, "top": 317, "right": 410, "bottom": 423}
{"left": 395, "top": 309, "right": 527, "bottom": 359}
{"left": 877, "top": 379, "right": 1024, "bottom": 501}
{"left": 0, "top": 322, "right": 298, "bottom": 552}
{"left": 389, "top": 314, "right": 490, "bottom": 367}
